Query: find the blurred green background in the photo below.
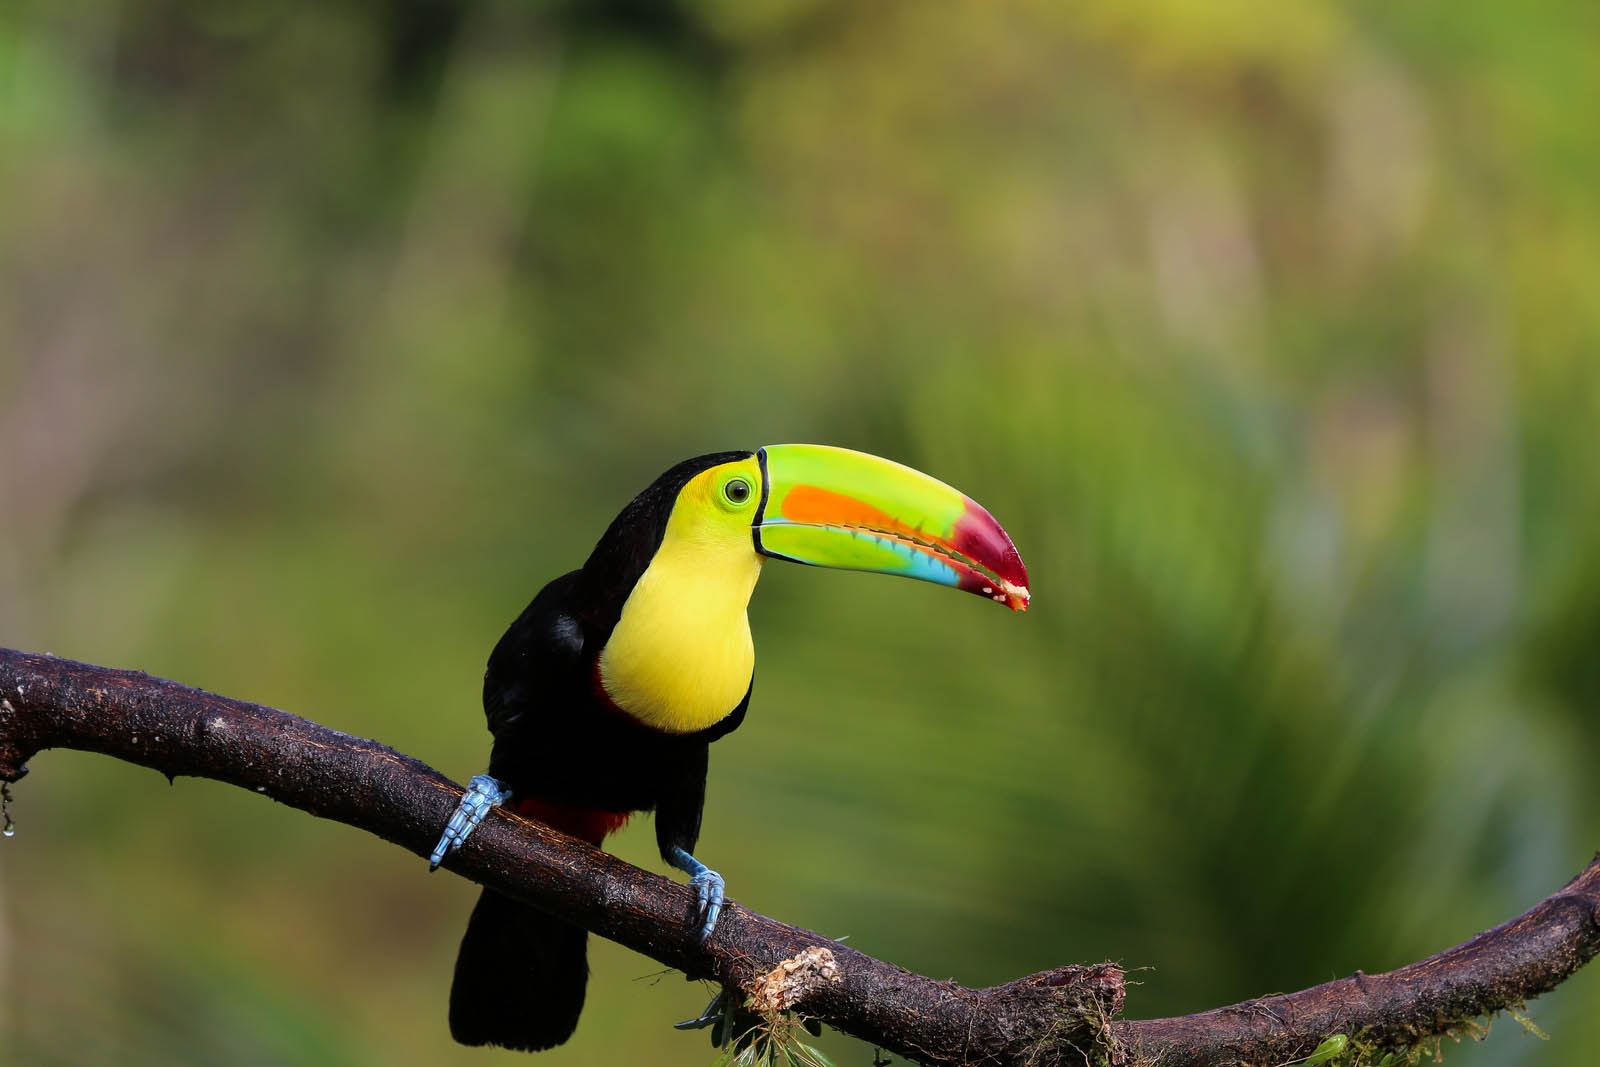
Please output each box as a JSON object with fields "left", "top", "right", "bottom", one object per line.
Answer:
{"left": 4, "top": 1, "right": 1599, "bottom": 1064}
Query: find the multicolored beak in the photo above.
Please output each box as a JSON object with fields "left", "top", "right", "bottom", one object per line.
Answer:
{"left": 753, "top": 444, "right": 1030, "bottom": 611}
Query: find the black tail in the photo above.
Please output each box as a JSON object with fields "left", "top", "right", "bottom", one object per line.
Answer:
{"left": 448, "top": 888, "right": 589, "bottom": 1051}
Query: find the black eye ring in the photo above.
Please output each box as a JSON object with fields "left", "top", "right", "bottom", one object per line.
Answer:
{"left": 724, "top": 478, "right": 751, "bottom": 505}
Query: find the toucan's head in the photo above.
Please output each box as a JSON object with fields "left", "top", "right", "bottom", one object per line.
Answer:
{"left": 581, "top": 445, "right": 1027, "bottom": 733}
{"left": 586, "top": 444, "right": 1029, "bottom": 614}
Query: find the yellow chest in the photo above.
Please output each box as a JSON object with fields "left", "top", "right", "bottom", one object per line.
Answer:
{"left": 597, "top": 539, "right": 762, "bottom": 734}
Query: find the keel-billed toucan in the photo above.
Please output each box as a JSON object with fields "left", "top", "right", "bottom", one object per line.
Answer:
{"left": 430, "top": 444, "right": 1029, "bottom": 1052}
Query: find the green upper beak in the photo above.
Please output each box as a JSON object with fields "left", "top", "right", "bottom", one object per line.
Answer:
{"left": 753, "top": 444, "right": 1029, "bottom": 611}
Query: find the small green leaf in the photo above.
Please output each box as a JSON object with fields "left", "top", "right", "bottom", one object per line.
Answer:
{"left": 1303, "top": 1034, "right": 1348, "bottom": 1065}
{"left": 797, "top": 1042, "right": 840, "bottom": 1067}
{"left": 1507, "top": 1006, "right": 1550, "bottom": 1040}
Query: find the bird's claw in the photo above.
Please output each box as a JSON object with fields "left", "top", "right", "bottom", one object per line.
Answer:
{"left": 691, "top": 867, "right": 725, "bottom": 942}
{"left": 669, "top": 846, "right": 726, "bottom": 941}
{"left": 429, "top": 774, "right": 512, "bottom": 870}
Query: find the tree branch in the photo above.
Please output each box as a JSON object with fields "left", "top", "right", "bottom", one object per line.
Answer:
{"left": 1, "top": 647, "right": 1595, "bottom": 1066}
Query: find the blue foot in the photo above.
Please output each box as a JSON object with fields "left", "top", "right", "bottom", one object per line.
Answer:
{"left": 669, "top": 847, "right": 725, "bottom": 941}
{"left": 430, "top": 774, "right": 512, "bottom": 870}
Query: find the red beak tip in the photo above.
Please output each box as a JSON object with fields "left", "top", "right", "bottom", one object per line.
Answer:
{"left": 982, "top": 578, "right": 1029, "bottom": 612}
{"left": 1007, "top": 582, "right": 1030, "bottom": 612}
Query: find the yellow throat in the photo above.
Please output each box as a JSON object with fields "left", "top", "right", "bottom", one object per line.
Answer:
{"left": 598, "top": 460, "right": 765, "bottom": 734}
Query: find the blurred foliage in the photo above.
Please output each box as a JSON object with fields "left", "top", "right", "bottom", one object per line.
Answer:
{"left": 3, "top": 1, "right": 1599, "bottom": 1064}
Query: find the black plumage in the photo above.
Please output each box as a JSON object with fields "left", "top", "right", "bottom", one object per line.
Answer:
{"left": 448, "top": 451, "right": 752, "bottom": 1051}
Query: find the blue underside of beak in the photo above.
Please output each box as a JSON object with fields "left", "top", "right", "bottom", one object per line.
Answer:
{"left": 754, "top": 520, "right": 965, "bottom": 589}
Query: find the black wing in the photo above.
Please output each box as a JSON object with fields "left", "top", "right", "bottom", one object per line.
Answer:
{"left": 482, "top": 569, "right": 587, "bottom": 740}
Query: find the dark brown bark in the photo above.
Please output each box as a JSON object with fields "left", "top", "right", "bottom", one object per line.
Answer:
{"left": 1111, "top": 857, "right": 1600, "bottom": 1066}
{"left": 2, "top": 646, "right": 1596, "bottom": 1067}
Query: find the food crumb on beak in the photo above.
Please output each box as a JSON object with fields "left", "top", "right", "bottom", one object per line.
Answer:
{"left": 998, "top": 578, "right": 1030, "bottom": 611}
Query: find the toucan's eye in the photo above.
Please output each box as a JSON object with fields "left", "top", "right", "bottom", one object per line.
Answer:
{"left": 723, "top": 478, "right": 752, "bottom": 506}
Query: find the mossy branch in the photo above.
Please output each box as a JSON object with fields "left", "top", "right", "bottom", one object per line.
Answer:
{"left": 2, "top": 647, "right": 1597, "bottom": 1066}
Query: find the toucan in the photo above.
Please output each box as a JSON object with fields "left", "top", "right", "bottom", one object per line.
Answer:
{"left": 429, "top": 444, "right": 1029, "bottom": 1052}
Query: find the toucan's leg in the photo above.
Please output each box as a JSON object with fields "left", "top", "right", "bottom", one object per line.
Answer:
{"left": 430, "top": 774, "right": 513, "bottom": 871}
{"left": 669, "top": 847, "right": 725, "bottom": 941}
{"left": 656, "top": 744, "right": 722, "bottom": 940}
